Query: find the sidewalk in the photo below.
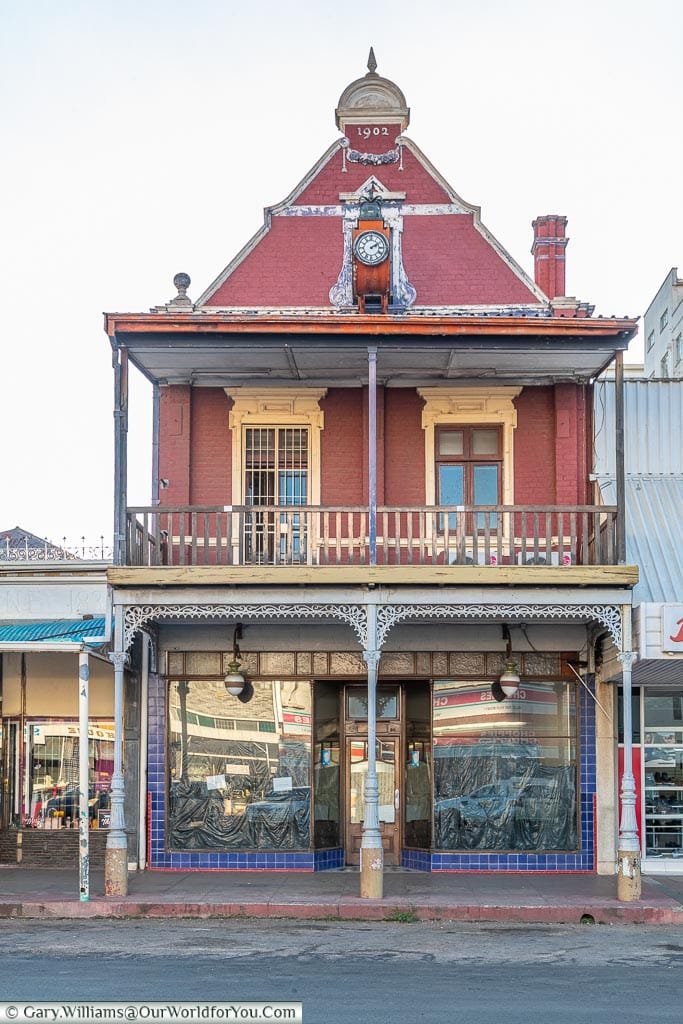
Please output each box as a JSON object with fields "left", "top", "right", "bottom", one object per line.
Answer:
{"left": 1, "top": 866, "right": 683, "bottom": 925}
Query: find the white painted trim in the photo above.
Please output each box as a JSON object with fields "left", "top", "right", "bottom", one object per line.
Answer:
{"left": 112, "top": 585, "right": 631, "bottom": 608}
{"left": 0, "top": 641, "right": 85, "bottom": 652}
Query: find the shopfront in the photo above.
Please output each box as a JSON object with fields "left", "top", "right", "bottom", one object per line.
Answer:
{"left": 0, "top": 651, "right": 114, "bottom": 843}
{"left": 150, "top": 648, "right": 592, "bottom": 872}
{"left": 620, "top": 685, "right": 683, "bottom": 870}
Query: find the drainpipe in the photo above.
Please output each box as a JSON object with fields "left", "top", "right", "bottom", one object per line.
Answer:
{"left": 360, "top": 602, "right": 383, "bottom": 898}
{"left": 152, "top": 383, "right": 160, "bottom": 507}
{"left": 617, "top": 604, "right": 640, "bottom": 900}
{"left": 105, "top": 607, "right": 128, "bottom": 896}
{"left": 368, "top": 346, "right": 377, "bottom": 566}
{"left": 78, "top": 649, "right": 90, "bottom": 901}
{"left": 138, "top": 634, "right": 150, "bottom": 872}
{"left": 615, "top": 350, "right": 626, "bottom": 564}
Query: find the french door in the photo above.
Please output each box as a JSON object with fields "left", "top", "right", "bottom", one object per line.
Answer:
{"left": 243, "top": 427, "right": 309, "bottom": 563}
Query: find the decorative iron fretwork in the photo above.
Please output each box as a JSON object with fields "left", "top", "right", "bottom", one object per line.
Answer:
{"left": 0, "top": 537, "right": 112, "bottom": 562}
{"left": 123, "top": 603, "right": 368, "bottom": 652}
{"left": 122, "top": 601, "right": 622, "bottom": 658}
{"left": 376, "top": 603, "right": 622, "bottom": 651}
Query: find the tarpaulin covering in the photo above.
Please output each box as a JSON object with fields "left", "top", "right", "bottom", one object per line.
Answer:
{"left": 434, "top": 744, "right": 577, "bottom": 851}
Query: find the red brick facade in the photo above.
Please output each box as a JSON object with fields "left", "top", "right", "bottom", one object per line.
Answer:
{"left": 159, "top": 383, "right": 591, "bottom": 508}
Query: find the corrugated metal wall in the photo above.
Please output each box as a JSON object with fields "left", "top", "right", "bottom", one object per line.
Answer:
{"left": 594, "top": 379, "right": 683, "bottom": 476}
{"left": 594, "top": 379, "right": 683, "bottom": 604}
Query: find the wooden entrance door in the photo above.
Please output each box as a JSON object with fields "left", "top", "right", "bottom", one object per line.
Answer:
{"left": 345, "top": 737, "right": 401, "bottom": 866}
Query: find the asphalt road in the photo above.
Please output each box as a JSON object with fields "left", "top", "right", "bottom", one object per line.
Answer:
{"left": 0, "top": 919, "right": 681, "bottom": 1023}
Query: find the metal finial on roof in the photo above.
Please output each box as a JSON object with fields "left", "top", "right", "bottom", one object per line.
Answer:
{"left": 367, "top": 47, "right": 377, "bottom": 74}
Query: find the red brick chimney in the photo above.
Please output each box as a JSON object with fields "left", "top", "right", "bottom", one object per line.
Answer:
{"left": 531, "top": 215, "right": 568, "bottom": 299}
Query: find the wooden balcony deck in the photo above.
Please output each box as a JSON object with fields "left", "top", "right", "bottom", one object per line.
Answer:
{"left": 121, "top": 504, "right": 621, "bottom": 571}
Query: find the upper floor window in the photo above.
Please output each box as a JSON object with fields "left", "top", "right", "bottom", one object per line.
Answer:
{"left": 243, "top": 426, "right": 309, "bottom": 564}
{"left": 660, "top": 353, "right": 670, "bottom": 377}
{"left": 675, "top": 334, "right": 682, "bottom": 365}
{"left": 244, "top": 427, "right": 309, "bottom": 507}
{"left": 436, "top": 426, "right": 501, "bottom": 529}
{"left": 647, "top": 330, "right": 655, "bottom": 351}
{"left": 660, "top": 309, "right": 669, "bottom": 332}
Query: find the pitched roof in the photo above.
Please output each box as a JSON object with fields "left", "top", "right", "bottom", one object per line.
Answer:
{"left": 0, "top": 618, "right": 106, "bottom": 644}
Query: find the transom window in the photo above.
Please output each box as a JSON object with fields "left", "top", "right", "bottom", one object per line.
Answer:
{"left": 436, "top": 426, "right": 502, "bottom": 528}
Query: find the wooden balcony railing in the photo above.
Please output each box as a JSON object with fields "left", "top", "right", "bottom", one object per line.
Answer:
{"left": 123, "top": 505, "right": 618, "bottom": 569}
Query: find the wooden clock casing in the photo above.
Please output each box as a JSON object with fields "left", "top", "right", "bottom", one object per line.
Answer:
{"left": 352, "top": 217, "right": 391, "bottom": 312}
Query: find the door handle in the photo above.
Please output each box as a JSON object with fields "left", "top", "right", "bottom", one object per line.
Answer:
{"left": 394, "top": 788, "right": 400, "bottom": 810}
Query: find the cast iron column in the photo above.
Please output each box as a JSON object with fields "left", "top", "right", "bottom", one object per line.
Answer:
{"left": 106, "top": 609, "right": 128, "bottom": 896}
{"left": 361, "top": 603, "right": 383, "bottom": 898}
{"left": 112, "top": 344, "right": 129, "bottom": 567}
{"left": 617, "top": 604, "right": 641, "bottom": 900}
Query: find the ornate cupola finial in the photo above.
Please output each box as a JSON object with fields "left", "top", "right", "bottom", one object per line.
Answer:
{"left": 335, "top": 52, "right": 410, "bottom": 132}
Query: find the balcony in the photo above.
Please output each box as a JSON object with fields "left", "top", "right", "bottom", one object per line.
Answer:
{"left": 123, "top": 504, "right": 619, "bottom": 570}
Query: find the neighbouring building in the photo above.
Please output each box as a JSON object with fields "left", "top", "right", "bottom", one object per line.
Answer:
{"left": 103, "top": 54, "right": 639, "bottom": 894}
{"left": 0, "top": 530, "right": 114, "bottom": 870}
{"left": 643, "top": 268, "right": 683, "bottom": 378}
{"left": 594, "top": 378, "right": 683, "bottom": 873}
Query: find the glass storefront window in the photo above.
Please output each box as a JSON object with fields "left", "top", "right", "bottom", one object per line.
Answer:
{"left": 618, "top": 686, "right": 641, "bottom": 744}
{"left": 432, "top": 680, "right": 578, "bottom": 851}
{"left": 405, "top": 682, "right": 432, "bottom": 849}
{"left": 643, "top": 689, "right": 683, "bottom": 859}
{"left": 168, "top": 679, "right": 312, "bottom": 851}
{"left": 25, "top": 720, "right": 113, "bottom": 830}
{"left": 313, "top": 682, "right": 340, "bottom": 848}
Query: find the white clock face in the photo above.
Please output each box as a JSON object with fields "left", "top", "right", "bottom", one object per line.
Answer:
{"left": 354, "top": 230, "right": 389, "bottom": 266}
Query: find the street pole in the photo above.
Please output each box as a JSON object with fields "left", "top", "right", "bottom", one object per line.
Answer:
{"left": 617, "top": 604, "right": 641, "bottom": 900}
{"left": 78, "top": 649, "right": 90, "bottom": 902}
{"left": 361, "top": 602, "right": 383, "bottom": 898}
{"left": 368, "top": 346, "right": 377, "bottom": 567}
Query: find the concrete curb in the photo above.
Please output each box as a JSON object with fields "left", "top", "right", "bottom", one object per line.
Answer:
{"left": 0, "top": 898, "right": 681, "bottom": 925}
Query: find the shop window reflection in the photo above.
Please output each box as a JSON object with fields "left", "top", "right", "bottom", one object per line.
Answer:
{"left": 25, "top": 721, "right": 113, "bottom": 830}
{"left": 168, "top": 679, "right": 312, "bottom": 851}
{"left": 432, "top": 680, "right": 578, "bottom": 852}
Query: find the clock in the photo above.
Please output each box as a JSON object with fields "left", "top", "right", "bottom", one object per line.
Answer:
{"left": 354, "top": 230, "right": 389, "bottom": 266}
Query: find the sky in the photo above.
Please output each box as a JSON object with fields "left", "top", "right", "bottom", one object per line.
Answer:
{"left": 1, "top": 0, "right": 681, "bottom": 546}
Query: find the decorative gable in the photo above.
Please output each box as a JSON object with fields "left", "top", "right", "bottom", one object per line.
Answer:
{"left": 198, "top": 56, "right": 546, "bottom": 311}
